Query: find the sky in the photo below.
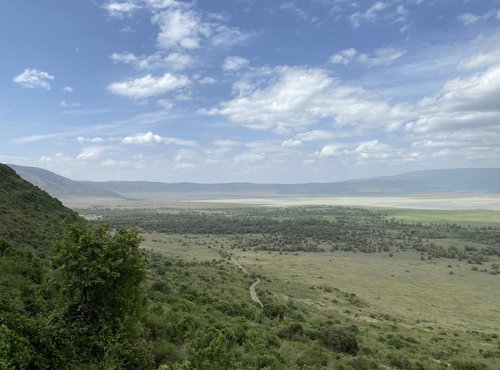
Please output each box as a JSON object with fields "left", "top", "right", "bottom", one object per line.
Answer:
{"left": 1, "top": 0, "right": 500, "bottom": 183}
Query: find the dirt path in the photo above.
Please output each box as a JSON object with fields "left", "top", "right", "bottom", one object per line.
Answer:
{"left": 249, "top": 278, "right": 263, "bottom": 307}
{"left": 230, "top": 257, "right": 263, "bottom": 308}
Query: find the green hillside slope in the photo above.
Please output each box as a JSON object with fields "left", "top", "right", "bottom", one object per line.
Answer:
{"left": 0, "top": 163, "right": 79, "bottom": 251}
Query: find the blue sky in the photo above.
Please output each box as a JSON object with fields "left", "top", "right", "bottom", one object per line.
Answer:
{"left": 1, "top": 0, "right": 500, "bottom": 182}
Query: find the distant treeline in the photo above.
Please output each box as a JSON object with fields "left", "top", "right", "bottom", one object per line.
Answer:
{"left": 90, "top": 206, "right": 500, "bottom": 263}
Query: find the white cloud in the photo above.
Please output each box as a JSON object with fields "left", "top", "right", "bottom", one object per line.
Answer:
{"left": 281, "top": 139, "right": 302, "bottom": 147}
{"left": 349, "top": 1, "right": 387, "bottom": 28}
{"left": 151, "top": 2, "right": 248, "bottom": 50}
{"left": 152, "top": 7, "right": 207, "bottom": 49}
{"left": 13, "top": 68, "right": 54, "bottom": 89}
{"left": 409, "top": 65, "right": 500, "bottom": 133}
{"left": 357, "top": 47, "right": 405, "bottom": 66}
{"left": 123, "top": 131, "right": 163, "bottom": 144}
{"left": 59, "top": 100, "right": 81, "bottom": 108}
{"left": 164, "top": 52, "right": 193, "bottom": 70}
{"left": 156, "top": 99, "right": 174, "bottom": 110}
{"left": 101, "top": 159, "right": 131, "bottom": 168}
{"left": 205, "top": 66, "right": 408, "bottom": 132}
{"left": 330, "top": 47, "right": 404, "bottom": 66}
{"left": 281, "top": 2, "right": 320, "bottom": 24}
{"left": 223, "top": 56, "right": 250, "bottom": 71}
{"left": 457, "top": 13, "right": 480, "bottom": 25}
{"left": 77, "top": 136, "right": 105, "bottom": 143}
{"left": 458, "top": 36, "right": 500, "bottom": 70}
{"left": 295, "top": 130, "right": 337, "bottom": 142}
{"left": 63, "top": 86, "right": 74, "bottom": 92}
{"left": 111, "top": 51, "right": 193, "bottom": 70}
{"left": 457, "top": 9, "right": 499, "bottom": 25}
{"left": 103, "top": 2, "right": 139, "bottom": 17}
{"left": 122, "top": 131, "right": 197, "bottom": 146}
{"left": 40, "top": 152, "right": 71, "bottom": 163}
{"left": 354, "top": 140, "right": 395, "bottom": 161}
{"left": 315, "top": 145, "right": 340, "bottom": 158}
{"left": 77, "top": 146, "right": 108, "bottom": 161}
{"left": 107, "top": 72, "right": 190, "bottom": 98}
{"left": 233, "top": 152, "right": 265, "bottom": 165}
{"left": 329, "top": 48, "right": 357, "bottom": 65}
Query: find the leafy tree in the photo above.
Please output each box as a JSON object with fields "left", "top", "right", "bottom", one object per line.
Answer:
{"left": 187, "top": 326, "right": 237, "bottom": 370}
{"left": 50, "top": 223, "right": 151, "bottom": 368}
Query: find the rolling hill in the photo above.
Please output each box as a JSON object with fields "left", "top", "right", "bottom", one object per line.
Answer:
{"left": 8, "top": 164, "right": 500, "bottom": 199}
{"left": 87, "top": 168, "right": 500, "bottom": 197}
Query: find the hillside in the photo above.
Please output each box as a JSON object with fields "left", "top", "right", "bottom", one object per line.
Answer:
{"left": 10, "top": 164, "right": 125, "bottom": 199}
{"left": 0, "top": 163, "right": 79, "bottom": 250}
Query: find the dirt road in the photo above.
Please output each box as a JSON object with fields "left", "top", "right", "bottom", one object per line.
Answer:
{"left": 230, "top": 257, "right": 263, "bottom": 307}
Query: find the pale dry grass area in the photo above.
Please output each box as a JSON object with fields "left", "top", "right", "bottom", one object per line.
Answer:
{"left": 63, "top": 194, "right": 500, "bottom": 211}
{"left": 233, "top": 249, "right": 500, "bottom": 333}
{"left": 191, "top": 195, "right": 500, "bottom": 210}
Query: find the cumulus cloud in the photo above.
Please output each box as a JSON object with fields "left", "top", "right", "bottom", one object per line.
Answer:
{"left": 13, "top": 68, "right": 54, "bottom": 89}
{"left": 77, "top": 146, "right": 109, "bottom": 161}
{"left": 63, "top": 86, "right": 74, "bottom": 92}
{"left": 199, "top": 76, "right": 216, "bottom": 84}
{"left": 103, "top": 2, "right": 139, "bottom": 17}
{"left": 315, "top": 145, "right": 341, "bottom": 158}
{"left": 329, "top": 48, "right": 357, "bottom": 65}
{"left": 330, "top": 47, "right": 404, "bottom": 66}
{"left": 281, "top": 139, "right": 302, "bottom": 147}
{"left": 408, "top": 65, "right": 500, "bottom": 133}
{"left": 150, "top": 2, "right": 248, "bottom": 50}
{"left": 204, "top": 66, "right": 408, "bottom": 132}
{"left": 107, "top": 72, "right": 190, "bottom": 98}
{"left": 458, "top": 37, "right": 500, "bottom": 70}
{"left": 223, "top": 56, "right": 250, "bottom": 71}
{"left": 122, "top": 131, "right": 197, "bottom": 146}
{"left": 40, "top": 152, "right": 71, "bottom": 163}
{"left": 123, "top": 131, "right": 163, "bottom": 144}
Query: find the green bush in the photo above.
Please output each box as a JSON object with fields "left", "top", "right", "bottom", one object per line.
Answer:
{"left": 318, "top": 325, "right": 359, "bottom": 355}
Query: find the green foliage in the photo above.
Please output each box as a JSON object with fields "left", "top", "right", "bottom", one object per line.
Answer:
{"left": 0, "top": 324, "right": 33, "bottom": 369}
{"left": 187, "top": 327, "right": 237, "bottom": 370}
{"left": 49, "top": 223, "right": 151, "bottom": 367}
{"left": 52, "top": 223, "right": 145, "bottom": 325}
{"left": 278, "top": 323, "right": 305, "bottom": 341}
{"left": 318, "top": 324, "right": 359, "bottom": 355}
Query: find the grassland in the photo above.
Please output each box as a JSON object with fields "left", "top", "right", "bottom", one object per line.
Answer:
{"left": 86, "top": 204, "right": 500, "bottom": 369}
{"left": 142, "top": 232, "right": 500, "bottom": 332}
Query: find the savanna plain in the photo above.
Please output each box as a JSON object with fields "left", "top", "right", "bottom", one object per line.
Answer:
{"left": 76, "top": 197, "right": 500, "bottom": 370}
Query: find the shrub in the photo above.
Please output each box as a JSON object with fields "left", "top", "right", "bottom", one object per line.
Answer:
{"left": 318, "top": 325, "right": 359, "bottom": 355}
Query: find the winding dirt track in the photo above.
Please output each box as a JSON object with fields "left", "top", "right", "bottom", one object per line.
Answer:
{"left": 230, "top": 257, "right": 263, "bottom": 308}
{"left": 249, "top": 278, "right": 263, "bottom": 307}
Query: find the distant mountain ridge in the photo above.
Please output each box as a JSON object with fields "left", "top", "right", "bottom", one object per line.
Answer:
{"left": 8, "top": 164, "right": 500, "bottom": 199}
